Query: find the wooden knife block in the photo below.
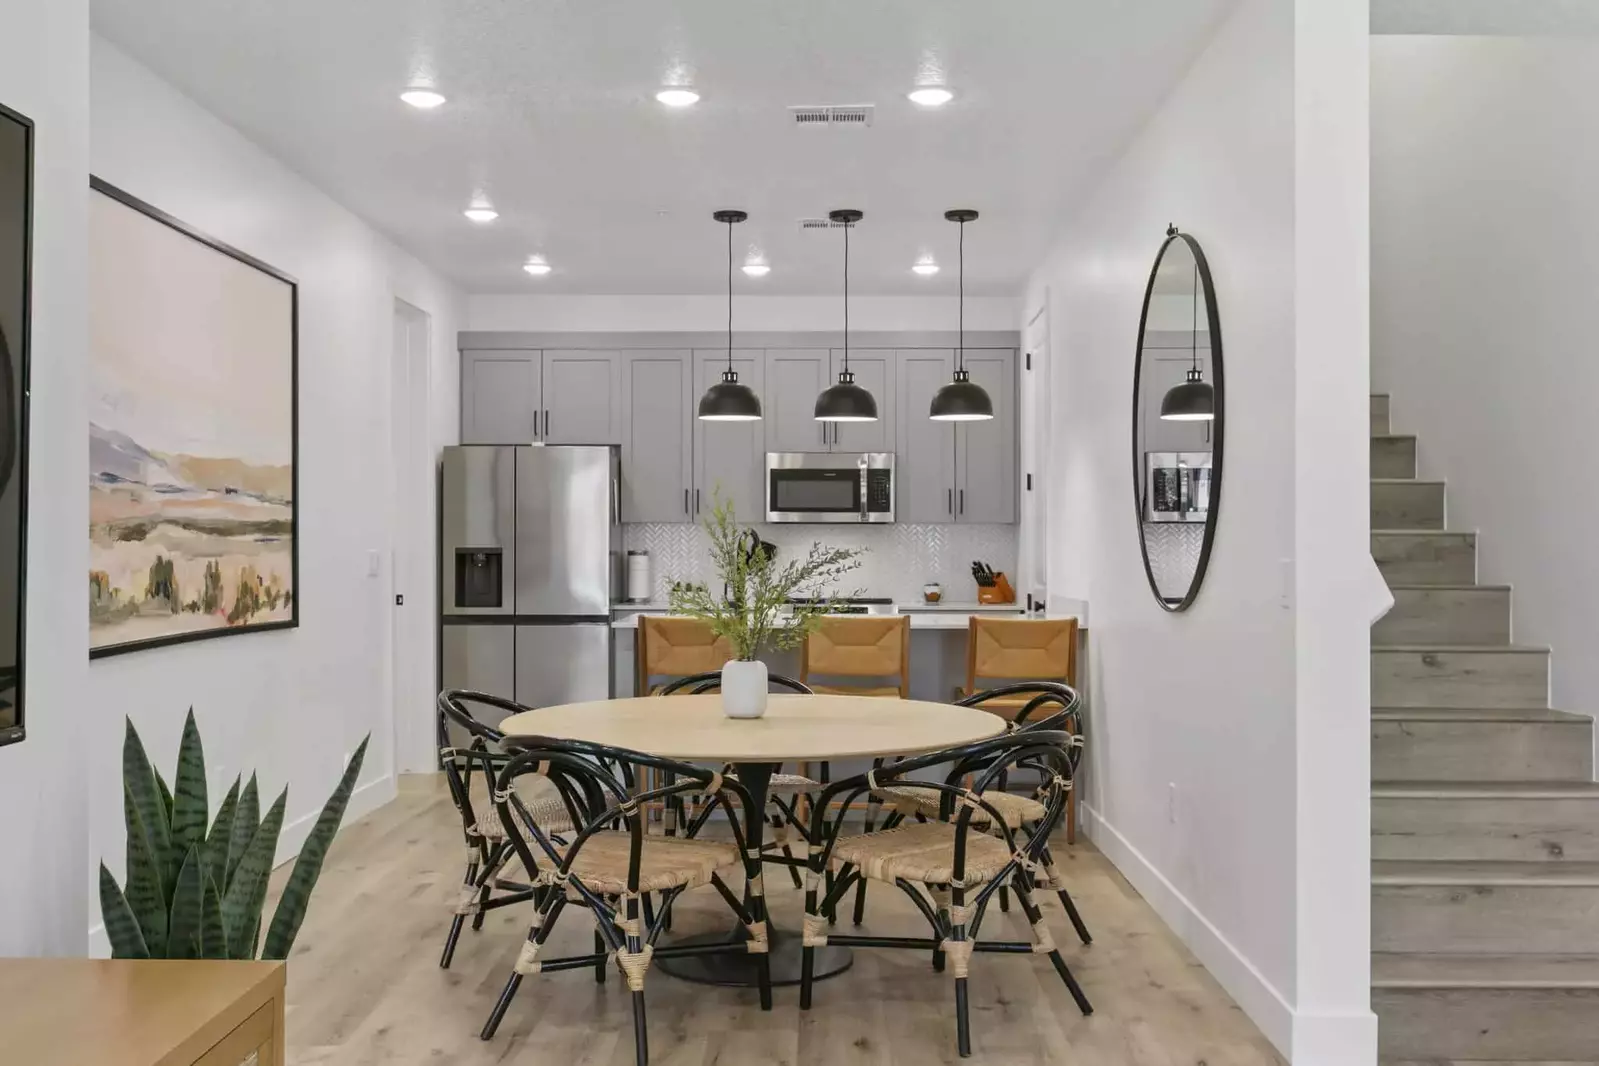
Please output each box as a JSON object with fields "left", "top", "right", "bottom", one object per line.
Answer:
{"left": 977, "top": 573, "right": 1015, "bottom": 605}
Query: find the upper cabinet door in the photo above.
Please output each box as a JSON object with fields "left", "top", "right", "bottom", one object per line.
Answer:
{"left": 829, "top": 349, "right": 894, "bottom": 454}
{"left": 462, "top": 350, "right": 541, "bottom": 444}
{"left": 541, "top": 350, "right": 622, "bottom": 444}
{"left": 956, "top": 349, "right": 1018, "bottom": 523}
{"left": 694, "top": 349, "right": 766, "bottom": 523}
{"left": 894, "top": 349, "right": 958, "bottom": 524}
{"left": 620, "top": 351, "right": 693, "bottom": 523}
{"left": 764, "top": 349, "right": 832, "bottom": 453}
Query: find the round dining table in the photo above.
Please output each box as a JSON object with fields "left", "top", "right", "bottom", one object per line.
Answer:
{"left": 499, "top": 692, "right": 1006, "bottom": 987}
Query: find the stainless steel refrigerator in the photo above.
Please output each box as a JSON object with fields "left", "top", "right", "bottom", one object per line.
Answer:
{"left": 439, "top": 445, "right": 620, "bottom": 711}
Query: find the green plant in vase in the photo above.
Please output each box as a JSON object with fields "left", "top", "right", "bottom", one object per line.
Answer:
{"left": 668, "top": 494, "right": 863, "bottom": 716}
{"left": 98, "top": 709, "right": 368, "bottom": 960}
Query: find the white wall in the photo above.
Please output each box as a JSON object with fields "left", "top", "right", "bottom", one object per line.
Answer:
{"left": 468, "top": 293, "right": 1021, "bottom": 333}
{"left": 86, "top": 38, "right": 464, "bottom": 944}
{"left": 1023, "top": 0, "right": 1373, "bottom": 1059}
{"left": 0, "top": 0, "right": 90, "bottom": 956}
{"left": 1372, "top": 38, "right": 1599, "bottom": 727}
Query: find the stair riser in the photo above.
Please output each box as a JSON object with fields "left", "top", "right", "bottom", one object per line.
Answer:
{"left": 1375, "top": 883, "right": 1599, "bottom": 955}
{"left": 1376, "top": 986, "right": 1599, "bottom": 1062}
{"left": 1372, "top": 719, "right": 1594, "bottom": 782}
{"left": 1373, "top": 588, "right": 1511, "bottom": 647}
{"left": 1372, "top": 394, "right": 1391, "bottom": 436}
{"left": 1372, "top": 533, "right": 1477, "bottom": 586}
{"left": 1373, "top": 436, "right": 1418, "bottom": 479}
{"left": 1372, "top": 649, "right": 1549, "bottom": 709}
{"left": 1374, "top": 797, "right": 1599, "bottom": 862}
{"left": 1373, "top": 482, "right": 1446, "bottom": 530}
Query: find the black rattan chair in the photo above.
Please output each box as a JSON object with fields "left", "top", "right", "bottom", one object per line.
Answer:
{"left": 799, "top": 728, "right": 1091, "bottom": 1058}
{"left": 479, "top": 737, "right": 772, "bottom": 1066}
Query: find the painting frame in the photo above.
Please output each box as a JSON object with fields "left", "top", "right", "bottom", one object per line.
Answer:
{"left": 88, "top": 176, "right": 299, "bottom": 659}
{"left": 0, "top": 100, "right": 34, "bottom": 747}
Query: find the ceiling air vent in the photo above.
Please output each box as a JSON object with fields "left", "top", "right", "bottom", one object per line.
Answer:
{"left": 797, "top": 216, "right": 861, "bottom": 233}
{"left": 788, "top": 104, "right": 875, "bottom": 128}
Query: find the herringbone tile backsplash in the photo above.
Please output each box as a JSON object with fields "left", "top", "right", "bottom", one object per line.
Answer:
{"left": 623, "top": 523, "right": 1018, "bottom": 603}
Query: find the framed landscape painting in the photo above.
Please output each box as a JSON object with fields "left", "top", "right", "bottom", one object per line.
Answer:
{"left": 0, "top": 102, "right": 33, "bottom": 743}
{"left": 89, "top": 178, "right": 298, "bottom": 658}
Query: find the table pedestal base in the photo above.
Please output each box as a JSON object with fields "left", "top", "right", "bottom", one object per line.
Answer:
{"left": 656, "top": 922, "right": 852, "bottom": 987}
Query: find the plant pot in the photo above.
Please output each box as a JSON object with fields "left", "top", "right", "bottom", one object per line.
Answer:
{"left": 721, "top": 659, "right": 769, "bottom": 719}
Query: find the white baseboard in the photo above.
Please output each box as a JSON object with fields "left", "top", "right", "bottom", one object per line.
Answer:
{"left": 1080, "top": 800, "right": 1295, "bottom": 1055}
{"left": 87, "top": 774, "right": 398, "bottom": 959}
{"left": 1291, "top": 1009, "right": 1379, "bottom": 1066}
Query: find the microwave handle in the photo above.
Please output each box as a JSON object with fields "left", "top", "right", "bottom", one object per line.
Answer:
{"left": 860, "top": 463, "right": 869, "bottom": 521}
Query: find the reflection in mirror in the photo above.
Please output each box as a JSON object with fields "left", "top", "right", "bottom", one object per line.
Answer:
{"left": 1133, "top": 228, "right": 1222, "bottom": 611}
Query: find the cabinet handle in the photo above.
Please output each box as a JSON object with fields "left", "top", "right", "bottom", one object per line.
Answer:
{"left": 544, "top": 409, "right": 550, "bottom": 439}
{"left": 684, "top": 488, "right": 690, "bottom": 515}
{"left": 695, "top": 489, "right": 701, "bottom": 515}
{"left": 532, "top": 410, "right": 539, "bottom": 439}
{"left": 959, "top": 488, "right": 965, "bottom": 515}
{"left": 822, "top": 422, "right": 828, "bottom": 446}
{"left": 947, "top": 488, "right": 953, "bottom": 516}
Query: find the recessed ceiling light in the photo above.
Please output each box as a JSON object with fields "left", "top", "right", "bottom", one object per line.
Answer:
{"left": 400, "top": 87, "right": 446, "bottom": 109}
{"left": 523, "top": 258, "right": 552, "bottom": 276}
{"left": 463, "top": 205, "right": 498, "bottom": 223}
{"left": 908, "top": 87, "right": 955, "bottom": 107}
{"left": 656, "top": 88, "right": 701, "bottom": 108}
{"left": 742, "top": 262, "right": 770, "bottom": 277}
{"left": 912, "top": 260, "right": 940, "bottom": 276}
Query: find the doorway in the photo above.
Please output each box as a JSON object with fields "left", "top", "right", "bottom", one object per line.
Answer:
{"left": 391, "top": 299, "right": 433, "bottom": 772}
{"left": 1020, "top": 299, "right": 1051, "bottom": 608}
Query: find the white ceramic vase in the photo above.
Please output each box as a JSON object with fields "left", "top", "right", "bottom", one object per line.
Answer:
{"left": 721, "top": 659, "right": 769, "bottom": 719}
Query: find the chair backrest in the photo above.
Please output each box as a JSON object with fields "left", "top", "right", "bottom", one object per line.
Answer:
{"left": 437, "top": 689, "right": 529, "bottom": 833}
{"left": 636, "top": 616, "right": 732, "bottom": 695}
{"left": 801, "top": 615, "right": 910, "bottom": 696}
{"left": 966, "top": 616, "right": 1079, "bottom": 691}
{"left": 657, "top": 670, "right": 813, "bottom": 696}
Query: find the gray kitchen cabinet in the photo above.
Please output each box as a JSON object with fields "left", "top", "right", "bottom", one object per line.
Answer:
{"left": 461, "top": 349, "right": 540, "bottom": 444}
{"left": 764, "top": 349, "right": 832, "bottom": 453}
{"left": 541, "top": 350, "right": 622, "bottom": 444}
{"left": 694, "top": 349, "right": 766, "bottom": 522}
{"left": 620, "top": 350, "right": 694, "bottom": 523}
{"left": 894, "top": 349, "right": 958, "bottom": 523}
{"left": 829, "top": 348, "right": 894, "bottom": 454}
{"left": 956, "top": 349, "right": 1018, "bottom": 523}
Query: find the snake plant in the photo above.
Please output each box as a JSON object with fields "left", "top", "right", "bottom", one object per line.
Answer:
{"left": 98, "top": 709, "right": 368, "bottom": 960}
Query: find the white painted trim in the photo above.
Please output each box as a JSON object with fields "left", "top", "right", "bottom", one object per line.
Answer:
{"left": 87, "top": 774, "right": 396, "bottom": 959}
{"left": 1080, "top": 801, "right": 1294, "bottom": 1055}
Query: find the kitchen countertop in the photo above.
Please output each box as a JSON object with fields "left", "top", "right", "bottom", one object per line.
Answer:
{"left": 607, "top": 604, "right": 1081, "bottom": 631}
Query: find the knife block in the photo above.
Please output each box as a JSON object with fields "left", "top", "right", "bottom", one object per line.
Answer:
{"left": 977, "top": 573, "right": 1015, "bottom": 605}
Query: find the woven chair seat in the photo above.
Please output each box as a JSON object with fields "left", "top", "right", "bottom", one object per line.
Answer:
{"left": 764, "top": 773, "right": 821, "bottom": 794}
{"left": 828, "top": 821, "right": 1017, "bottom": 886}
{"left": 877, "top": 785, "right": 1046, "bottom": 827}
{"left": 470, "top": 776, "right": 574, "bottom": 840}
{"left": 548, "top": 832, "right": 742, "bottom": 895}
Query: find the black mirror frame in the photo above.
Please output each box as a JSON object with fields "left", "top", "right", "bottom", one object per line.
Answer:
{"left": 1131, "top": 227, "right": 1224, "bottom": 613}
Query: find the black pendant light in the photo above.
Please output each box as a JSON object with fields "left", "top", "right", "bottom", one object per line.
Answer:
{"left": 930, "top": 209, "right": 994, "bottom": 421}
{"left": 815, "top": 209, "right": 879, "bottom": 423}
{"left": 698, "top": 209, "right": 763, "bottom": 421}
{"left": 1159, "top": 253, "right": 1215, "bottom": 422}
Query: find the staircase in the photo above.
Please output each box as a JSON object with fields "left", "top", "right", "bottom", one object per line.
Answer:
{"left": 1370, "top": 393, "right": 1599, "bottom": 1064}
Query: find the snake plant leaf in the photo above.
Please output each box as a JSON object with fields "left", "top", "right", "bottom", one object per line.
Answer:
{"left": 122, "top": 719, "right": 171, "bottom": 880}
{"left": 206, "top": 776, "right": 240, "bottom": 876}
{"left": 170, "top": 709, "right": 209, "bottom": 867}
{"left": 220, "top": 788, "right": 286, "bottom": 957}
{"left": 98, "top": 862, "right": 150, "bottom": 959}
{"left": 122, "top": 781, "right": 169, "bottom": 956}
{"left": 262, "top": 737, "right": 368, "bottom": 960}
{"left": 165, "top": 846, "right": 204, "bottom": 960}
{"left": 156, "top": 770, "right": 174, "bottom": 827}
{"left": 226, "top": 773, "right": 260, "bottom": 891}
{"left": 199, "top": 872, "right": 227, "bottom": 959}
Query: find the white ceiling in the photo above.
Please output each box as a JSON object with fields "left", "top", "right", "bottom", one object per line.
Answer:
{"left": 91, "top": 0, "right": 1234, "bottom": 296}
{"left": 1373, "top": 0, "right": 1599, "bottom": 36}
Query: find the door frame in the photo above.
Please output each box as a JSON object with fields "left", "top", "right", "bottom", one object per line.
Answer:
{"left": 391, "top": 299, "right": 435, "bottom": 773}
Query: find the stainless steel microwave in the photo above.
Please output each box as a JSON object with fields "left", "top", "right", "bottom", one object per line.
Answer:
{"left": 766, "top": 452, "right": 894, "bottom": 524}
{"left": 1143, "top": 451, "right": 1212, "bottom": 523}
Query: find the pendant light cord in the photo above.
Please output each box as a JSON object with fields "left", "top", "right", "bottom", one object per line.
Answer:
{"left": 843, "top": 220, "right": 850, "bottom": 372}
{"left": 1190, "top": 260, "right": 1199, "bottom": 372}
{"left": 726, "top": 218, "right": 734, "bottom": 372}
{"left": 957, "top": 218, "right": 966, "bottom": 372}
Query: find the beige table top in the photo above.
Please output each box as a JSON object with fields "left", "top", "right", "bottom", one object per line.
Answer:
{"left": 500, "top": 693, "right": 1006, "bottom": 763}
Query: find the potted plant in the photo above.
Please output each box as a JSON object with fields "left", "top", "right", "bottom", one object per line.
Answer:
{"left": 668, "top": 495, "right": 862, "bottom": 718}
{"left": 98, "top": 709, "right": 367, "bottom": 960}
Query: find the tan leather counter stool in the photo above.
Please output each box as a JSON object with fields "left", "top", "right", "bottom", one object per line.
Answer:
{"left": 635, "top": 616, "right": 730, "bottom": 696}
{"left": 800, "top": 614, "right": 911, "bottom": 699}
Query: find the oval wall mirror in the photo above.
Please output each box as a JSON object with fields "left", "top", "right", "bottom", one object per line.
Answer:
{"left": 1132, "top": 226, "right": 1223, "bottom": 612}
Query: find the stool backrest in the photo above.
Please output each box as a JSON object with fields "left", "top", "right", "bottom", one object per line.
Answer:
{"left": 966, "top": 616, "right": 1079, "bottom": 691}
{"left": 801, "top": 615, "right": 910, "bottom": 696}
{"left": 636, "top": 616, "right": 731, "bottom": 695}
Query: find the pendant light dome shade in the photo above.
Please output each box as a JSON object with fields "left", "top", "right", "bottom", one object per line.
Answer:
{"left": 931, "top": 369, "right": 995, "bottom": 421}
{"left": 699, "top": 209, "right": 762, "bottom": 421}
{"left": 815, "top": 209, "right": 879, "bottom": 423}
{"left": 1159, "top": 367, "right": 1214, "bottom": 421}
{"left": 930, "top": 209, "right": 994, "bottom": 422}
